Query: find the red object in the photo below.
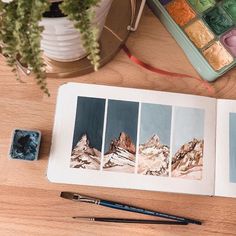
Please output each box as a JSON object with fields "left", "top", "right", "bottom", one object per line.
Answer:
{"left": 123, "top": 45, "right": 214, "bottom": 94}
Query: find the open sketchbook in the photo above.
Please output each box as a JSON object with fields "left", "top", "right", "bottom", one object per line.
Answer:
{"left": 48, "top": 83, "right": 236, "bottom": 198}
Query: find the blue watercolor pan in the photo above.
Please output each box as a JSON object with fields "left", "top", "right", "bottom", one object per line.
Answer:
{"left": 9, "top": 129, "right": 41, "bottom": 161}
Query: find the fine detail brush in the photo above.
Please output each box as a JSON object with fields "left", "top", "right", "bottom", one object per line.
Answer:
{"left": 72, "top": 217, "right": 189, "bottom": 225}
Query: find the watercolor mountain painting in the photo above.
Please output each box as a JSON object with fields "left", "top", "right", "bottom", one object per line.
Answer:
{"left": 103, "top": 132, "right": 136, "bottom": 173}
{"left": 70, "top": 134, "right": 101, "bottom": 170}
{"left": 70, "top": 96, "right": 105, "bottom": 170}
{"left": 171, "top": 138, "right": 204, "bottom": 180}
{"left": 138, "top": 134, "right": 170, "bottom": 176}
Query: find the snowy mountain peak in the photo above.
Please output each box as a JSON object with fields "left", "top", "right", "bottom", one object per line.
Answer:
{"left": 107, "top": 132, "right": 136, "bottom": 155}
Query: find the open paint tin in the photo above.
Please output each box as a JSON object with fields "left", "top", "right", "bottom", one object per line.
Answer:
{"left": 147, "top": 0, "right": 236, "bottom": 81}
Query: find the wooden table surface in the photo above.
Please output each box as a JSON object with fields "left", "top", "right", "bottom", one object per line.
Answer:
{"left": 0, "top": 6, "right": 236, "bottom": 236}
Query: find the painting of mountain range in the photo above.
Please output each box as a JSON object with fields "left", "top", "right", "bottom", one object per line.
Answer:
{"left": 103, "top": 132, "right": 136, "bottom": 173}
{"left": 70, "top": 134, "right": 101, "bottom": 169}
{"left": 138, "top": 134, "right": 170, "bottom": 176}
{"left": 171, "top": 138, "right": 204, "bottom": 180}
{"left": 171, "top": 107, "right": 204, "bottom": 180}
{"left": 138, "top": 103, "right": 172, "bottom": 176}
{"left": 70, "top": 96, "right": 105, "bottom": 170}
{"left": 103, "top": 99, "right": 139, "bottom": 173}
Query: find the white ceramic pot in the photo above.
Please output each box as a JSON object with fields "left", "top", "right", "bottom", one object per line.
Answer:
{"left": 40, "top": 0, "right": 113, "bottom": 62}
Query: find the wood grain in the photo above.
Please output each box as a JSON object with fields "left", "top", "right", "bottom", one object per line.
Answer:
{"left": 0, "top": 6, "right": 236, "bottom": 236}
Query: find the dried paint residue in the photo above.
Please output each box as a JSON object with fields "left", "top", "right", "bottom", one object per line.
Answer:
{"left": 221, "top": 28, "right": 236, "bottom": 57}
{"left": 204, "top": 7, "right": 233, "bottom": 35}
{"left": 223, "top": 0, "right": 236, "bottom": 22}
{"left": 185, "top": 19, "right": 214, "bottom": 48}
{"left": 166, "top": 0, "right": 196, "bottom": 27}
{"left": 203, "top": 41, "right": 234, "bottom": 71}
{"left": 188, "top": 0, "right": 215, "bottom": 13}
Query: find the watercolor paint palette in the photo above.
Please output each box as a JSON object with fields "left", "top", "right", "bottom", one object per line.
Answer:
{"left": 147, "top": 0, "right": 236, "bottom": 81}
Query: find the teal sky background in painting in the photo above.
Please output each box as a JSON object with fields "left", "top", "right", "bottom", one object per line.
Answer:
{"left": 139, "top": 103, "right": 172, "bottom": 146}
{"left": 72, "top": 97, "right": 105, "bottom": 151}
{"left": 105, "top": 100, "right": 139, "bottom": 153}
{"left": 172, "top": 107, "right": 205, "bottom": 154}
{"left": 229, "top": 113, "right": 236, "bottom": 183}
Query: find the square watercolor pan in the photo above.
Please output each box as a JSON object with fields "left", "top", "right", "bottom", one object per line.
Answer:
{"left": 147, "top": 0, "right": 236, "bottom": 81}
{"left": 9, "top": 129, "right": 41, "bottom": 161}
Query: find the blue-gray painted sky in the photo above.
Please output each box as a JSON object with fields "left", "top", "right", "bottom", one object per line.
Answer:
{"left": 230, "top": 113, "right": 236, "bottom": 183}
{"left": 172, "top": 107, "right": 205, "bottom": 154}
{"left": 139, "top": 103, "right": 172, "bottom": 146}
{"left": 105, "top": 100, "right": 139, "bottom": 153}
{"left": 72, "top": 97, "right": 105, "bottom": 151}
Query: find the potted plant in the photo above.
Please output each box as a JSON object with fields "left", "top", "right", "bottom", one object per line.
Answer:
{"left": 0, "top": 0, "right": 113, "bottom": 95}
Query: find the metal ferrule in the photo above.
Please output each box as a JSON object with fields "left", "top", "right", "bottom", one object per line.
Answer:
{"left": 72, "top": 193, "right": 100, "bottom": 204}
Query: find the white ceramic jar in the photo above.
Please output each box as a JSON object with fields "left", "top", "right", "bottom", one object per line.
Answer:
{"left": 40, "top": 0, "right": 113, "bottom": 62}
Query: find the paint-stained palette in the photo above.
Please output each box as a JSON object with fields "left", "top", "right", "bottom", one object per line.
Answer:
{"left": 147, "top": 0, "right": 236, "bottom": 81}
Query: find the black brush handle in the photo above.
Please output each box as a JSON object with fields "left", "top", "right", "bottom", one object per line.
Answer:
{"left": 94, "top": 218, "right": 188, "bottom": 225}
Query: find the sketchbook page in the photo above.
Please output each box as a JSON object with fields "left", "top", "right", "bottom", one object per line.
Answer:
{"left": 48, "top": 83, "right": 216, "bottom": 195}
{"left": 215, "top": 99, "right": 236, "bottom": 198}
